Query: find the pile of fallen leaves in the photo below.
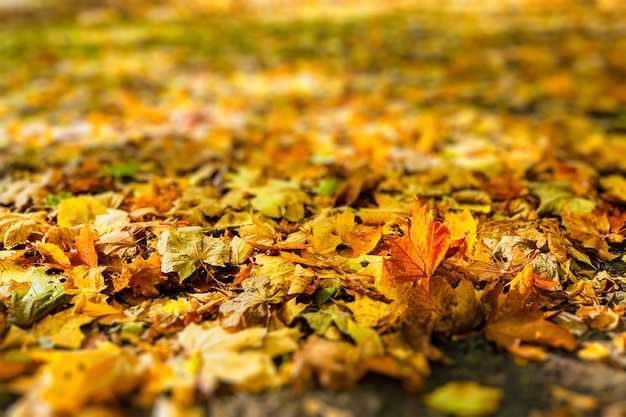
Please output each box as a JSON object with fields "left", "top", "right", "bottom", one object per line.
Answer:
{"left": 1, "top": 1, "right": 626, "bottom": 415}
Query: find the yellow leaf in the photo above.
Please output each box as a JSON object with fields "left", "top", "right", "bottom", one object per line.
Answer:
{"left": 23, "top": 343, "right": 148, "bottom": 414}
{"left": 177, "top": 324, "right": 300, "bottom": 393}
{"left": 72, "top": 293, "right": 122, "bottom": 317}
{"left": 32, "top": 309, "right": 93, "bottom": 349}
{"left": 67, "top": 265, "right": 108, "bottom": 302}
{"left": 578, "top": 342, "right": 611, "bottom": 362}
{"left": 57, "top": 197, "right": 108, "bottom": 227}
{"left": 0, "top": 213, "right": 41, "bottom": 248}
{"left": 444, "top": 209, "right": 477, "bottom": 253}
{"left": 423, "top": 381, "right": 502, "bottom": 416}
{"left": 37, "top": 242, "right": 71, "bottom": 267}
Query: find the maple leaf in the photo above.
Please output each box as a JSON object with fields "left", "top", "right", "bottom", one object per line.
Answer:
{"left": 118, "top": 253, "right": 167, "bottom": 297}
{"left": 176, "top": 324, "right": 300, "bottom": 394}
{"left": 406, "top": 275, "right": 456, "bottom": 333}
{"left": 482, "top": 281, "right": 577, "bottom": 360}
{"left": 157, "top": 227, "right": 231, "bottom": 281}
{"left": 385, "top": 199, "right": 450, "bottom": 280}
{"left": 219, "top": 275, "right": 285, "bottom": 330}
{"left": 562, "top": 208, "right": 623, "bottom": 261}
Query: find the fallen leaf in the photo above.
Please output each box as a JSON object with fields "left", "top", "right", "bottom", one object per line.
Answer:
{"left": 0, "top": 213, "right": 42, "bottom": 249}
{"left": 11, "top": 343, "right": 149, "bottom": 414}
{"left": 290, "top": 334, "right": 367, "bottom": 390}
{"left": 158, "top": 227, "right": 231, "bottom": 281}
{"left": 37, "top": 242, "right": 72, "bottom": 268}
{"left": 385, "top": 199, "right": 450, "bottom": 280}
{"left": 118, "top": 253, "right": 166, "bottom": 297}
{"left": 562, "top": 208, "right": 623, "bottom": 261}
{"left": 8, "top": 268, "right": 71, "bottom": 328}
{"left": 483, "top": 282, "right": 577, "bottom": 359}
{"left": 57, "top": 196, "right": 108, "bottom": 227}
{"left": 577, "top": 342, "right": 611, "bottom": 362}
{"left": 423, "top": 381, "right": 502, "bottom": 416}
{"left": 219, "top": 275, "right": 285, "bottom": 330}
{"left": 176, "top": 323, "right": 300, "bottom": 393}
{"left": 32, "top": 308, "right": 93, "bottom": 349}
{"left": 76, "top": 224, "right": 99, "bottom": 267}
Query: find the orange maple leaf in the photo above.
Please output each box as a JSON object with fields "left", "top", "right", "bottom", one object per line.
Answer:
{"left": 385, "top": 199, "right": 451, "bottom": 280}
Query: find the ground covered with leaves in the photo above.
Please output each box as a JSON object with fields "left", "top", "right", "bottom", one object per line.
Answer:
{"left": 1, "top": 1, "right": 626, "bottom": 416}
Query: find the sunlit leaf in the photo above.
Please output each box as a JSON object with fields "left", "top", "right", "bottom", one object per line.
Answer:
{"left": 385, "top": 199, "right": 450, "bottom": 280}
{"left": 157, "top": 227, "right": 231, "bottom": 281}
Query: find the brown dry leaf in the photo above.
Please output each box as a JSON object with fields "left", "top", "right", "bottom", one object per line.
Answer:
{"left": 97, "top": 228, "right": 138, "bottom": 258}
{"left": 483, "top": 282, "right": 577, "bottom": 360}
{"left": 219, "top": 275, "right": 285, "bottom": 330}
{"left": 408, "top": 276, "right": 456, "bottom": 333}
{"left": 0, "top": 212, "right": 42, "bottom": 249}
{"left": 562, "top": 208, "right": 622, "bottom": 261}
{"left": 290, "top": 334, "right": 367, "bottom": 390}
{"left": 118, "top": 253, "right": 166, "bottom": 297}
{"left": 385, "top": 199, "right": 451, "bottom": 280}
{"left": 176, "top": 323, "right": 300, "bottom": 393}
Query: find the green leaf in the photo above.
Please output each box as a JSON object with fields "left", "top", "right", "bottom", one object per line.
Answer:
{"left": 8, "top": 268, "right": 71, "bottom": 328}
{"left": 314, "top": 287, "right": 336, "bottom": 307}
{"left": 314, "top": 278, "right": 342, "bottom": 307}
{"left": 529, "top": 182, "right": 595, "bottom": 216}
{"left": 313, "top": 177, "right": 340, "bottom": 196}
{"left": 102, "top": 163, "right": 137, "bottom": 180}
{"left": 157, "top": 227, "right": 231, "bottom": 281}
{"left": 46, "top": 192, "right": 73, "bottom": 208}
{"left": 301, "top": 304, "right": 383, "bottom": 347}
